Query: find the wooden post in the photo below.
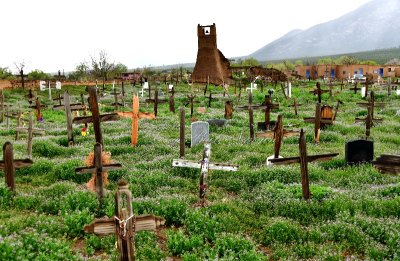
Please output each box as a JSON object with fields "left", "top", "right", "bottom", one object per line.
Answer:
{"left": 208, "top": 91, "right": 212, "bottom": 108}
{"left": 179, "top": 107, "right": 185, "bottom": 158}
{"left": 314, "top": 103, "right": 321, "bottom": 144}
{"left": 249, "top": 94, "right": 254, "bottom": 142}
{"left": 0, "top": 90, "right": 4, "bottom": 123}
{"left": 132, "top": 95, "right": 139, "bottom": 146}
{"left": 262, "top": 95, "right": 279, "bottom": 130}
{"left": 355, "top": 91, "right": 385, "bottom": 125}
{"left": 64, "top": 91, "right": 74, "bottom": 146}
{"left": 224, "top": 101, "right": 233, "bottom": 119}
{"left": 169, "top": 94, "right": 175, "bottom": 113}
{"left": 299, "top": 129, "right": 310, "bottom": 200}
{"left": 145, "top": 89, "right": 167, "bottom": 118}
{"left": 0, "top": 142, "right": 33, "bottom": 193}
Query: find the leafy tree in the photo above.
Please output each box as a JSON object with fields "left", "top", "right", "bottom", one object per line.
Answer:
{"left": 295, "top": 60, "right": 303, "bottom": 66}
{"left": 240, "top": 57, "right": 260, "bottom": 67}
{"left": 28, "top": 69, "right": 49, "bottom": 80}
{"left": 334, "top": 56, "right": 358, "bottom": 65}
{"left": 90, "top": 50, "right": 115, "bottom": 83}
{"left": 0, "top": 67, "right": 14, "bottom": 80}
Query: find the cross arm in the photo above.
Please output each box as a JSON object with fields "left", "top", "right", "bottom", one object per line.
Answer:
{"left": 268, "top": 153, "right": 338, "bottom": 165}
{"left": 83, "top": 214, "right": 166, "bottom": 235}
{"left": 0, "top": 159, "right": 33, "bottom": 169}
{"left": 73, "top": 113, "right": 120, "bottom": 124}
{"left": 172, "top": 159, "right": 239, "bottom": 172}
{"left": 75, "top": 163, "right": 123, "bottom": 174}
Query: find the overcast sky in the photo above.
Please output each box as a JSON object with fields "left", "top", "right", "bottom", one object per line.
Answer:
{"left": 1, "top": 0, "right": 372, "bottom": 73}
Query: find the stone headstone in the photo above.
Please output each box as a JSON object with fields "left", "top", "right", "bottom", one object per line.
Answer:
{"left": 345, "top": 139, "right": 374, "bottom": 165}
{"left": 266, "top": 155, "right": 283, "bottom": 166}
{"left": 191, "top": 121, "right": 209, "bottom": 147}
{"left": 396, "top": 90, "right": 400, "bottom": 96}
{"left": 207, "top": 119, "right": 226, "bottom": 127}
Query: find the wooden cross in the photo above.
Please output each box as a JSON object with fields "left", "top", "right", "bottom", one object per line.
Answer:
{"left": 145, "top": 89, "right": 167, "bottom": 117}
{"left": 236, "top": 93, "right": 268, "bottom": 142}
{"left": 0, "top": 90, "right": 4, "bottom": 123}
{"left": 304, "top": 103, "right": 323, "bottom": 143}
{"left": 169, "top": 92, "right": 175, "bottom": 113}
{"left": 30, "top": 98, "right": 46, "bottom": 122}
{"left": 26, "top": 89, "right": 36, "bottom": 104}
{"left": 349, "top": 82, "right": 361, "bottom": 94}
{"left": 76, "top": 143, "right": 122, "bottom": 200}
{"left": 206, "top": 91, "right": 218, "bottom": 108}
{"left": 118, "top": 94, "right": 156, "bottom": 146}
{"left": 259, "top": 95, "right": 279, "bottom": 130}
{"left": 310, "top": 82, "right": 329, "bottom": 103}
{"left": 53, "top": 91, "right": 87, "bottom": 146}
{"left": 256, "top": 114, "right": 299, "bottom": 158}
{"left": 172, "top": 143, "right": 238, "bottom": 204}
{"left": 268, "top": 129, "right": 338, "bottom": 200}
{"left": 224, "top": 101, "right": 233, "bottom": 119}
{"left": 110, "top": 90, "right": 124, "bottom": 112}
{"left": 355, "top": 91, "right": 385, "bottom": 124}
{"left": 83, "top": 181, "right": 165, "bottom": 261}
{"left": 0, "top": 142, "right": 33, "bottom": 193}
{"left": 185, "top": 94, "right": 197, "bottom": 118}
{"left": 53, "top": 93, "right": 64, "bottom": 106}
{"left": 15, "top": 112, "right": 45, "bottom": 158}
{"left": 73, "top": 87, "right": 120, "bottom": 147}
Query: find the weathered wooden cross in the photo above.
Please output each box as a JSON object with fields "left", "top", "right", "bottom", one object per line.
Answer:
{"left": 53, "top": 91, "right": 87, "bottom": 146}
{"left": 349, "top": 81, "right": 361, "bottom": 94}
{"left": 179, "top": 107, "right": 185, "bottom": 158}
{"left": 110, "top": 90, "right": 124, "bottom": 112}
{"left": 268, "top": 129, "right": 338, "bottom": 200}
{"left": 0, "top": 142, "right": 33, "bottom": 193}
{"left": 310, "top": 82, "right": 329, "bottom": 103}
{"left": 288, "top": 97, "right": 302, "bottom": 116}
{"left": 30, "top": 98, "right": 46, "bottom": 122}
{"left": 76, "top": 143, "right": 123, "bottom": 200}
{"left": 224, "top": 101, "right": 233, "bottom": 119}
{"left": 25, "top": 89, "right": 36, "bottom": 104}
{"left": 145, "top": 89, "right": 167, "bottom": 118}
{"left": 73, "top": 87, "right": 120, "bottom": 147}
{"left": 15, "top": 112, "right": 45, "bottom": 158}
{"left": 172, "top": 143, "right": 238, "bottom": 204}
{"left": 355, "top": 91, "right": 385, "bottom": 125}
{"left": 236, "top": 93, "right": 268, "bottom": 142}
{"left": 259, "top": 95, "right": 279, "bottom": 130}
{"left": 83, "top": 181, "right": 165, "bottom": 261}
{"left": 185, "top": 94, "right": 197, "bottom": 118}
{"left": 256, "top": 114, "right": 299, "bottom": 159}
{"left": 373, "top": 154, "right": 400, "bottom": 174}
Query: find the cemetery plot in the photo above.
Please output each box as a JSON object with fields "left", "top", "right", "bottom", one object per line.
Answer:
{"left": 0, "top": 79, "right": 399, "bottom": 260}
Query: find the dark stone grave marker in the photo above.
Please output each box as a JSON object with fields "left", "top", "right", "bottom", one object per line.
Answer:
{"left": 345, "top": 139, "right": 374, "bottom": 165}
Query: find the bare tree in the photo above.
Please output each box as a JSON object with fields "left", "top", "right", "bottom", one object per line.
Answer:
{"left": 90, "top": 50, "right": 115, "bottom": 89}
{"left": 14, "top": 61, "right": 26, "bottom": 90}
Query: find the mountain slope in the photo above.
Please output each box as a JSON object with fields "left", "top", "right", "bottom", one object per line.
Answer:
{"left": 250, "top": 0, "right": 400, "bottom": 61}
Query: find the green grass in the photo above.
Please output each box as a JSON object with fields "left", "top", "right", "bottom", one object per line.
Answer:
{"left": 0, "top": 81, "right": 399, "bottom": 260}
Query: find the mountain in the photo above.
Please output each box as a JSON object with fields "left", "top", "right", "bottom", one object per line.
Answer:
{"left": 249, "top": 0, "right": 400, "bottom": 61}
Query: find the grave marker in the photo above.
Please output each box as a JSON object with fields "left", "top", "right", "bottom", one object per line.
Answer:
{"left": 258, "top": 95, "right": 279, "bottom": 131}
{"left": 30, "top": 98, "right": 45, "bottom": 122}
{"left": 0, "top": 142, "right": 33, "bottom": 193}
{"left": 83, "top": 181, "right": 165, "bottom": 261}
{"left": 269, "top": 129, "right": 338, "bottom": 200}
{"left": 146, "top": 89, "right": 167, "bottom": 117}
{"left": 224, "top": 101, "right": 233, "bottom": 119}
{"left": 345, "top": 139, "right": 374, "bottom": 165}
{"left": 15, "top": 113, "right": 45, "bottom": 158}
{"left": 172, "top": 143, "right": 238, "bottom": 203}
{"left": 73, "top": 87, "right": 120, "bottom": 147}
{"left": 310, "top": 82, "right": 329, "bottom": 103}
{"left": 179, "top": 107, "right": 185, "bottom": 158}
{"left": 355, "top": 91, "right": 385, "bottom": 125}
{"left": 76, "top": 143, "right": 122, "bottom": 200}
{"left": 191, "top": 121, "right": 209, "bottom": 147}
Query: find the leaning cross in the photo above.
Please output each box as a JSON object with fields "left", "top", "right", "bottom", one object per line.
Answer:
{"left": 15, "top": 112, "right": 45, "bottom": 158}
{"left": 288, "top": 97, "right": 302, "bottom": 115}
{"left": 83, "top": 181, "right": 165, "bottom": 261}
{"left": 268, "top": 129, "right": 338, "bottom": 200}
{"left": 0, "top": 142, "right": 33, "bottom": 193}
{"left": 256, "top": 114, "right": 299, "bottom": 159}
{"left": 75, "top": 143, "right": 122, "bottom": 200}
{"left": 172, "top": 143, "right": 238, "bottom": 204}
{"left": 73, "top": 87, "right": 120, "bottom": 147}
{"left": 259, "top": 95, "right": 279, "bottom": 130}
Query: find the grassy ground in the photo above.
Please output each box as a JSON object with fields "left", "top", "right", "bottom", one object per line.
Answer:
{"left": 0, "top": 81, "right": 399, "bottom": 260}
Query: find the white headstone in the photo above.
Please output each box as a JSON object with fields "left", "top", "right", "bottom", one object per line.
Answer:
{"left": 191, "top": 121, "right": 209, "bottom": 147}
{"left": 266, "top": 155, "right": 283, "bottom": 166}
{"left": 112, "top": 80, "right": 115, "bottom": 90}
{"left": 361, "top": 87, "right": 366, "bottom": 98}
{"left": 168, "top": 84, "right": 174, "bottom": 90}
{"left": 396, "top": 90, "right": 400, "bottom": 96}
{"left": 55, "top": 81, "right": 62, "bottom": 90}
{"left": 39, "top": 81, "right": 46, "bottom": 91}
{"left": 143, "top": 82, "right": 149, "bottom": 89}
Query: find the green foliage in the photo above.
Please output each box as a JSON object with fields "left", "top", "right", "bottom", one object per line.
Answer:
{"left": 32, "top": 140, "right": 78, "bottom": 158}
{"left": 27, "top": 69, "right": 50, "bottom": 80}
{"left": 0, "top": 187, "right": 13, "bottom": 209}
